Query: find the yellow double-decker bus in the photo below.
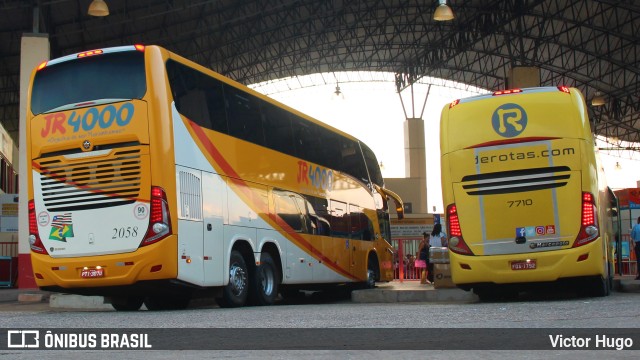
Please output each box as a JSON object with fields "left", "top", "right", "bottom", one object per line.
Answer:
{"left": 439, "top": 86, "right": 617, "bottom": 300}
{"left": 26, "top": 45, "right": 403, "bottom": 310}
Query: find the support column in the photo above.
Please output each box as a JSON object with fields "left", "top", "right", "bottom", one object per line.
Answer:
{"left": 403, "top": 117, "right": 427, "bottom": 214}
{"left": 18, "top": 33, "right": 49, "bottom": 288}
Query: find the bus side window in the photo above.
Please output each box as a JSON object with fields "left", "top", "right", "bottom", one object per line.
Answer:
{"left": 340, "top": 140, "right": 368, "bottom": 184}
{"left": 176, "top": 89, "right": 212, "bottom": 128}
{"left": 274, "top": 191, "right": 303, "bottom": 233}
{"left": 349, "top": 205, "right": 373, "bottom": 241}
{"left": 166, "top": 60, "right": 227, "bottom": 134}
{"left": 309, "top": 196, "right": 331, "bottom": 236}
{"left": 329, "top": 200, "right": 349, "bottom": 239}
{"left": 261, "top": 102, "right": 295, "bottom": 155}
{"left": 225, "top": 85, "right": 265, "bottom": 146}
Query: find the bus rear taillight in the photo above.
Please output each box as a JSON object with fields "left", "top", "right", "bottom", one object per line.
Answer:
{"left": 141, "top": 186, "right": 172, "bottom": 247}
{"left": 446, "top": 203, "right": 473, "bottom": 255}
{"left": 573, "top": 192, "right": 599, "bottom": 247}
{"left": 28, "top": 200, "right": 48, "bottom": 254}
{"left": 557, "top": 85, "right": 570, "bottom": 93}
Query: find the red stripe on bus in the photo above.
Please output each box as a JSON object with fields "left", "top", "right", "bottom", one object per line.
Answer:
{"left": 187, "top": 120, "right": 359, "bottom": 281}
{"left": 465, "top": 136, "right": 559, "bottom": 149}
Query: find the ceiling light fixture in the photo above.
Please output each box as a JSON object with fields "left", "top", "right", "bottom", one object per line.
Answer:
{"left": 591, "top": 93, "right": 606, "bottom": 106}
{"left": 88, "top": 0, "right": 109, "bottom": 17}
{"left": 434, "top": 0, "right": 454, "bottom": 21}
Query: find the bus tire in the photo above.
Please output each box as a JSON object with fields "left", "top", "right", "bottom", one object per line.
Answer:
{"left": 592, "top": 275, "right": 610, "bottom": 297}
{"left": 217, "top": 250, "right": 249, "bottom": 308}
{"left": 365, "top": 260, "right": 379, "bottom": 289}
{"left": 249, "top": 252, "right": 279, "bottom": 306}
{"left": 110, "top": 296, "right": 144, "bottom": 311}
{"left": 144, "top": 295, "right": 190, "bottom": 310}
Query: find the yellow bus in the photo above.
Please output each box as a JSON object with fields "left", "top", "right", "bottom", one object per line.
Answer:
{"left": 27, "top": 45, "right": 403, "bottom": 310}
{"left": 439, "top": 86, "right": 616, "bottom": 300}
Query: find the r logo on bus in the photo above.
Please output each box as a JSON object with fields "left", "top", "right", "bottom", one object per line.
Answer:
{"left": 492, "top": 103, "right": 527, "bottom": 138}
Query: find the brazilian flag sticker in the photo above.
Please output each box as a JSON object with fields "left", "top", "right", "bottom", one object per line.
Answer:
{"left": 49, "top": 213, "right": 74, "bottom": 242}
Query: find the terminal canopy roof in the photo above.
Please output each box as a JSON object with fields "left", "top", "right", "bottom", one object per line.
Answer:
{"left": 1, "top": 0, "right": 638, "bottom": 150}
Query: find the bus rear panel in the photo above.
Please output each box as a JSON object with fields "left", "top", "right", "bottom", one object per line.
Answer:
{"left": 440, "top": 87, "right": 613, "bottom": 297}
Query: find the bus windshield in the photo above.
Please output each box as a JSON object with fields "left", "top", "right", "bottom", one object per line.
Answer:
{"left": 31, "top": 51, "right": 146, "bottom": 115}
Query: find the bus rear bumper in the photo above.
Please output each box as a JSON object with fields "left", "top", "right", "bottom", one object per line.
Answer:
{"left": 449, "top": 240, "right": 607, "bottom": 286}
{"left": 30, "top": 236, "right": 178, "bottom": 290}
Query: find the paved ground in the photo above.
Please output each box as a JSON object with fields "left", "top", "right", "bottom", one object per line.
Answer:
{"left": 0, "top": 275, "right": 638, "bottom": 311}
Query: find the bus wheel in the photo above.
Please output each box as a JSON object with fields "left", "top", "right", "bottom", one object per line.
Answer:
{"left": 365, "top": 261, "right": 379, "bottom": 289}
{"left": 249, "top": 253, "right": 279, "bottom": 306}
{"left": 588, "top": 275, "right": 610, "bottom": 297}
{"left": 217, "top": 250, "right": 249, "bottom": 308}
{"left": 144, "top": 295, "right": 191, "bottom": 311}
{"left": 110, "top": 296, "right": 144, "bottom": 311}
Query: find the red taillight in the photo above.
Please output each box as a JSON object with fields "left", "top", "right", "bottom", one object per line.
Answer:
{"left": 28, "top": 200, "right": 48, "bottom": 254}
{"left": 134, "top": 44, "right": 145, "bottom": 52}
{"left": 446, "top": 203, "right": 473, "bottom": 255}
{"left": 77, "top": 49, "right": 104, "bottom": 58}
{"left": 449, "top": 99, "right": 460, "bottom": 108}
{"left": 557, "top": 85, "right": 570, "bottom": 93}
{"left": 573, "top": 192, "right": 599, "bottom": 247}
{"left": 493, "top": 89, "right": 522, "bottom": 96}
{"left": 141, "top": 186, "right": 172, "bottom": 247}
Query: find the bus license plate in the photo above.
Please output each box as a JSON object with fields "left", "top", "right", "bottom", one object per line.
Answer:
{"left": 81, "top": 268, "right": 104, "bottom": 278}
{"left": 511, "top": 260, "right": 536, "bottom": 270}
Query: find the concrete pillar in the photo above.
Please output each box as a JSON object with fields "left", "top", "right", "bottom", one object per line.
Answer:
{"left": 508, "top": 67, "right": 540, "bottom": 88}
{"left": 18, "top": 33, "right": 50, "bottom": 289}
{"left": 403, "top": 117, "right": 427, "bottom": 214}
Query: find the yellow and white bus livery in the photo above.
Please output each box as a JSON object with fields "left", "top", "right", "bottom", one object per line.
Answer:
{"left": 27, "top": 45, "right": 403, "bottom": 310}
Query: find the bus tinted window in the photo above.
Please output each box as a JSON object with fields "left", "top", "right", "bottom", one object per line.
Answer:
{"left": 166, "top": 60, "right": 228, "bottom": 133}
{"left": 261, "top": 102, "right": 295, "bottom": 155}
{"left": 293, "top": 120, "right": 320, "bottom": 164}
{"left": 361, "top": 143, "right": 383, "bottom": 186}
{"left": 340, "top": 139, "right": 369, "bottom": 184}
{"left": 31, "top": 51, "right": 146, "bottom": 115}
{"left": 225, "top": 85, "right": 265, "bottom": 146}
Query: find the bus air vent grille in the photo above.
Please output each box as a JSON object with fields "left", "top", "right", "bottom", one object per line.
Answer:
{"left": 461, "top": 166, "right": 570, "bottom": 195}
{"left": 37, "top": 150, "right": 141, "bottom": 211}
{"left": 178, "top": 170, "right": 202, "bottom": 220}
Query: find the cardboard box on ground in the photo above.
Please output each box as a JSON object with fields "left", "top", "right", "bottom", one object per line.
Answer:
{"left": 433, "top": 263, "right": 455, "bottom": 288}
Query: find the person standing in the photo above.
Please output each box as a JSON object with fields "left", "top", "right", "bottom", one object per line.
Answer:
{"left": 417, "top": 232, "right": 431, "bottom": 284}
{"left": 632, "top": 216, "right": 640, "bottom": 280}
{"left": 430, "top": 223, "right": 448, "bottom": 247}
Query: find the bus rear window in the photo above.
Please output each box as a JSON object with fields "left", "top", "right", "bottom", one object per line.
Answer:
{"left": 31, "top": 51, "right": 146, "bottom": 115}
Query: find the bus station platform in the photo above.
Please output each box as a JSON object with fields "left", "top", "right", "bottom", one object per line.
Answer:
{"left": 1, "top": 276, "right": 639, "bottom": 310}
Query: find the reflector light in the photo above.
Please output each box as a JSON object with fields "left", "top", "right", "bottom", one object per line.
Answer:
{"left": 493, "top": 89, "right": 522, "bottom": 96}
{"left": 77, "top": 49, "right": 104, "bottom": 58}
{"left": 558, "top": 85, "right": 570, "bottom": 93}
{"left": 36, "top": 61, "right": 48, "bottom": 71}
{"left": 134, "top": 44, "right": 145, "bottom": 51}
